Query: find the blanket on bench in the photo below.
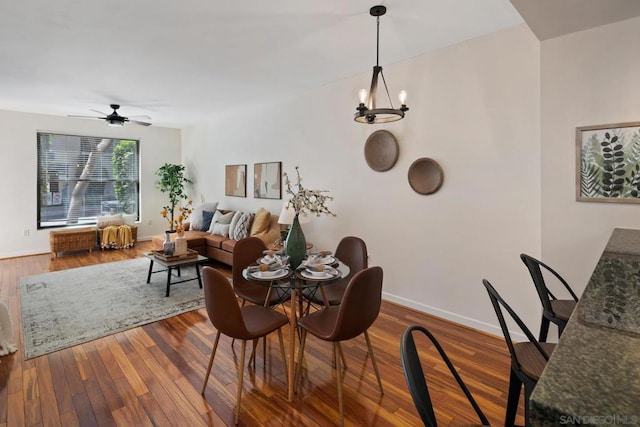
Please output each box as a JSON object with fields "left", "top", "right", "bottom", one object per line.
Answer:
{"left": 100, "top": 225, "right": 134, "bottom": 249}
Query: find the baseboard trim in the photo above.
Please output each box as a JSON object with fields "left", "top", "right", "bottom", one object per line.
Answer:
{"left": 382, "top": 291, "right": 527, "bottom": 341}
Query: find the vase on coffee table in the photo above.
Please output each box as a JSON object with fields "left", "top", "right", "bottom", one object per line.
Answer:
{"left": 163, "top": 230, "right": 175, "bottom": 255}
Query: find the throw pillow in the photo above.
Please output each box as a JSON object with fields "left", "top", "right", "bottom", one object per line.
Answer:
{"left": 208, "top": 210, "right": 235, "bottom": 234}
{"left": 207, "top": 210, "right": 223, "bottom": 234}
{"left": 200, "top": 210, "right": 215, "bottom": 231}
{"left": 217, "top": 211, "right": 235, "bottom": 224}
{"left": 232, "top": 212, "right": 254, "bottom": 240}
{"left": 228, "top": 211, "right": 243, "bottom": 239}
{"left": 122, "top": 214, "right": 136, "bottom": 226}
{"left": 97, "top": 213, "right": 124, "bottom": 228}
{"left": 212, "top": 223, "right": 231, "bottom": 237}
{"left": 250, "top": 208, "right": 271, "bottom": 236}
{"left": 190, "top": 202, "right": 219, "bottom": 230}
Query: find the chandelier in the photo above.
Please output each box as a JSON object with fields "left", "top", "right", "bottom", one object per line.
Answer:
{"left": 355, "top": 5, "right": 409, "bottom": 124}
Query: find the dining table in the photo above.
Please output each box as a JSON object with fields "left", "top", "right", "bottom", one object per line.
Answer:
{"left": 243, "top": 252, "right": 349, "bottom": 401}
{"left": 529, "top": 228, "right": 640, "bottom": 425}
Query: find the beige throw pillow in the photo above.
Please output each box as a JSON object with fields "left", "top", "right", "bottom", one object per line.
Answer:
{"left": 208, "top": 210, "right": 234, "bottom": 235}
{"left": 97, "top": 213, "right": 124, "bottom": 228}
{"left": 250, "top": 208, "right": 270, "bottom": 236}
{"left": 212, "top": 223, "right": 231, "bottom": 237}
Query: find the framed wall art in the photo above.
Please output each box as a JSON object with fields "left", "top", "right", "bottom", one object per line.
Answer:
{"left": 576, "top": 121, "right": 640, "bottom": 203}
{"left": 225, "top": 164, "right": 247, "bottom": 197}
{"left": 254, "top": 161, "right": 282, "bottom": 199}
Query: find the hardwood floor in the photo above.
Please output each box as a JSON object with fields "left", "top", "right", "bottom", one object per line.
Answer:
{"left": 0, "top": 241, "right": 525, "bottom": 426}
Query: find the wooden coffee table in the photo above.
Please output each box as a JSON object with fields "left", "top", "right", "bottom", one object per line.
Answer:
{"left": 143, "top": 252, "right": 208, "bottom": 297}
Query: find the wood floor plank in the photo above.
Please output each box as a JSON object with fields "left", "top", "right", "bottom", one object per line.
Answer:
{"left": 103, "top": 335, "right": 148, "bottom": 397}
{"left": 33, "top": 355, "right": 62, "bottom": 427}
{"left": 48, "top": 351, "right": 77, "bottom": 418}
{"left": 127, "top": 352, "right": 192, "bottom": 426}
{"left": 7, "top": 392, "right": 25, "bottom": 427}
{"left": 70, "top": 392, "right": 98, "bottom": 427}
{"left": 84, "top": 342, "right": 125, "bottom": 414}
{"left": 58, "top": 348, "right": 86, "bottom": 398}
{"left": 2, "top": 241, "right": 526, "bottom": 426}
{"left": 110, "top": 376, "right": 153, "bottom": 427}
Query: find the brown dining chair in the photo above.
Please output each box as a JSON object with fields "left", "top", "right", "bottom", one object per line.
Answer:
{"left": 304, "top": 236, "right": 368, "bottom": 307}
{"left": 233, "top": 236, "right": 289, "bottom": 307}
{"left": 520, "top": 254, "right": 578, "bottom": 342}
{"left": 200, "top": 266, "right": 288, "bottom": 425}
{"left": 482, "top": 279, "right": 555, "bottom": 427}
{"left": 296, "top": 266, "right": 384, "bottom": 427}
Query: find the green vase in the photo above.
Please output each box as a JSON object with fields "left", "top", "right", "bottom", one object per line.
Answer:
{"left": 285, "top": 214, "right": 306, "bottom": 269}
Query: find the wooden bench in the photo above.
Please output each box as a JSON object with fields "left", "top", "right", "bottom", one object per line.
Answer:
{"left": 49, "top": 227, "right": 96, "bottom": 258}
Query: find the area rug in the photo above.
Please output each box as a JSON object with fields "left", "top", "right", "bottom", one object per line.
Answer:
{"left": 19, "top": 257, "right": 206, "bottom": 359}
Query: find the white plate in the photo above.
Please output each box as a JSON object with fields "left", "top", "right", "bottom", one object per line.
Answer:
{"left": 300, "top": 268, "right": 338, "bottom": 280}
{"left": 319, "top": 256, "right": 336, "bottom": 265}
{"left": 251, "top": 269, "right": 288, "bottom": 280}
{"left": 305, "top": 267, "right": 328, "bottom": 277}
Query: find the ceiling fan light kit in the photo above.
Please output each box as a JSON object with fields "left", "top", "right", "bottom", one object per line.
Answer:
{"left": 106, "top": 106, "right": 125, "bottom": 126}
{"left": 355, "top": 5, "right": 409, "bottom": 124}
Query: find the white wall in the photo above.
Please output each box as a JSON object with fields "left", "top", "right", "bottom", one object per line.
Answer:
{"left": 0, "top": 109, "right": 182, "bottom": 258}
{"left": 541, "top": 16, "right": 640, "bottom": 294}
{"left": 4, "top": 16, "right": 636, "bottom": 337}
{"left": 183, "top": 24, "right": 542, "bottom": 334}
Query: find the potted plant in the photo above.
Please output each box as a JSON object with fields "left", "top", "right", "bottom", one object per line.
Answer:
{"left": 155, "top": 163, "right": 193, "bottom": 233}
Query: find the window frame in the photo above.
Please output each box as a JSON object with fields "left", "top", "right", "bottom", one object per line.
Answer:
{"left": 36, "top": 132, "right": 141, "bottom": 230}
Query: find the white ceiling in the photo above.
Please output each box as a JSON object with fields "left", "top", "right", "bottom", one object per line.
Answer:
{"left": 0, "top": 0, "right": 523, "bottom": 127}
{"left": 509, "top": 0, "right": 640, "bottom": 40}
{"left": 0, "top": 1, "right": 637, "bottom": 128}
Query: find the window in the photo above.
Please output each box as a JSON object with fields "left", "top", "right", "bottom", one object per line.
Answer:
{"left": 37, "top": 132, "right": 140, "bottom": 229}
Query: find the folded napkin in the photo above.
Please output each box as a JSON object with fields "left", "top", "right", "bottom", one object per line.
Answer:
{"left": 247, "top": 259, "right": 289, "bottom": 273}
{"left": 305, "top": 265, "right": 338, "bottom": 274}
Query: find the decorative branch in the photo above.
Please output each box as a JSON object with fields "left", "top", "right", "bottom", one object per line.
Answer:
{"left": 283, "top": 166, "right": 336, "bottom": 217}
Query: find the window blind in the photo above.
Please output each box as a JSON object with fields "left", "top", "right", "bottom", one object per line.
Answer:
{"left": 37, "top": 132, "right": 140, "bottom": 229}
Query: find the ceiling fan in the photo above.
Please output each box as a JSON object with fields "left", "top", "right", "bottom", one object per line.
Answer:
{"left": 68, "top": 104, "right": 152, "bottom": 126}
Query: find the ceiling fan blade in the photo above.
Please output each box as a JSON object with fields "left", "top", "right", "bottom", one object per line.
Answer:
{"left": 128, "top": 119, "right": 152, "bottom": 126}
{"left": 90, "top": 109, "right": 109, "bottom": 116}
{"left": 127, "top": 115, "right": 152, "bottom": 120}
{"left": 68, "top": 115, "right": 104, "bottom": 119}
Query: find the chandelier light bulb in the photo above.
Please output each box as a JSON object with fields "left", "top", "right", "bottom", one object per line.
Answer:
{"left": 398, "top": 90, "right": 407, "bottom": 105}
{"left": 359, "top": 89, "right": 368, "bottom": 104}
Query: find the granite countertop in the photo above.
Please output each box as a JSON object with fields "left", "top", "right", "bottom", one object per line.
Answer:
{"left": 530, "top": 228, "right": 640, "bottom": 426}
{"left": 603, "top": 228, "right": 640, "bottom": 257}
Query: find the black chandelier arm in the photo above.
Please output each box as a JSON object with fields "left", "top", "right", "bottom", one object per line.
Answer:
{"left": 379, "top": 69, "right": 395, "bottom": 110}
{"left": 367, "top": 66, "right": 382, "bottom": 109}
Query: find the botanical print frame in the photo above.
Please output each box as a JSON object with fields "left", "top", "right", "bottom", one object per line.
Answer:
{"left": 576, "top": 121, "right": 640, "bottom": 203}
{"left": 225, "top": 164, "right": 246, "bottom": 197}
{"left": 254, "top": 161, "right": 282, "bottom": 199}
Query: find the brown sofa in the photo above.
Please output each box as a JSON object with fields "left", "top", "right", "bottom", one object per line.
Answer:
{"left": 151, "top": 208, "right": 281, "bottom": 266}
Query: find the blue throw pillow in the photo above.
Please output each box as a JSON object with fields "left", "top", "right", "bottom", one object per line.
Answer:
{"left": 200, "top": 210, "right": 215, "bottom": 231}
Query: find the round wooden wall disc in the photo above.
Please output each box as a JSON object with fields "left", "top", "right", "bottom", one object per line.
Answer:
{"left": 364, "top": 130, "right": 399, "bottom": 172}
{"left": 408, "top": 158, "right": 444, "bottom": 195}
